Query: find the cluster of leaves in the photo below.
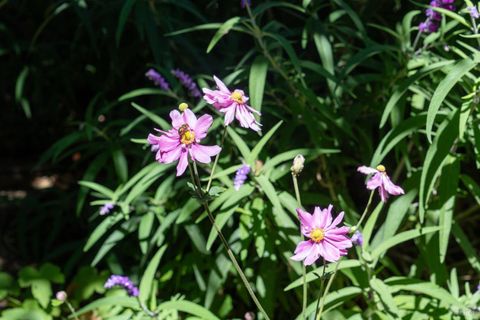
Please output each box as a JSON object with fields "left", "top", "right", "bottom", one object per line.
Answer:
{"left": 2, "top": 0, "right": 480, "bottom": 319}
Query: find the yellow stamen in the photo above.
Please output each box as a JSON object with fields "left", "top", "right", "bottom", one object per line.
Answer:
{"left": 231, "top": 91, "right": 243, "bottom": 104}
{"left": 376, "top": 164, "right": 386, "bottom": 172}
{"left": 178, "top": 103, "right": 189, "bottom": 112}
{"left": 310, "top": 228, "right": 325, "bottom": 243}
{"left": 181, "top": 130, "right": 195, "bottom": 145}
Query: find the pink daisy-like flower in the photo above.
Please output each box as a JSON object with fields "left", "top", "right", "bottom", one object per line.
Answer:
{"left": 357, "top": 165, "right": 405, "bottom": 202}
{"left": 291, "top": 205, "right": 352, "bottom": 265}
{"left": 147, "top": 109, "right": 221, "bottom": 176}
{"left": 202, "top": 76, "right": 261, "bottom": 132}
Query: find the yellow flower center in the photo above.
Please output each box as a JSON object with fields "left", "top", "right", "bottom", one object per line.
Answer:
{"left": 178, "top": 124, "right": 195, "bottom": 145}
{"left": 178, "top": 103, "right": 189, "bottom": 112}
{"left": 310, "top": 228, "right": 325, "bottom": 243}
{"left": 231, "top": 91, "right": 244, "bottom": 104}
{"left": 376, "top": 164, "right": 386, "bottom": 172}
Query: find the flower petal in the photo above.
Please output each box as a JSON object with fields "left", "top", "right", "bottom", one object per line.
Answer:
{"left": 328, "top": 211, "right": 344, "bottom": 229}
{"left": 170, "top": 110, "right": 183, "bottom": 129}
{"left": 176, "top": 150, "right": 189, "bottom": 176}
{"left": 366, "top": 173, "right": 383, "bottom": 190}
{"left": 291, "top": 241, "right": 314, "bottom": 262}
{"left": 182, "top": 108, "right": 197, "bottom": 129}
{"left": 321, "top": 240, "right": 341, "bottom": 262}
{"left": 213, "top": 75, "right": 230, "bottom": 93}
{"left": 297, "top": 208, "right": 314, "bottom": 236}
{"left": 382, "top": 175, "right": 405, "bottom": 196}
{"left": 303, "top": 244, "right": 322, "bottom": 266}
{"left": 161, "top": 146, "right": 182, "bottom": 163}
{"left": 357, "top": 166, "right": 378, "bottom": 175}
{"left": 194, "top": 114, "right": 213, "bottom": 140}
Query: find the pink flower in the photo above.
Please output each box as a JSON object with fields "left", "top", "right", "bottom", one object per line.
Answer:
{"left": 357, "top": 165, "right": 405, "bottom": 202}
{"left": 202, "top": 76, "right": 261, "bottom": 132}
{"left": 147, "top": 109, "right": 221, "bottom": 176}
{"left": 291, "top": 205, "right": 352, "bottom": 265}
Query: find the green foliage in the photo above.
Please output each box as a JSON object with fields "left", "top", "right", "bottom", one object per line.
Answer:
{"left": 3, "top": 0, "right": 480, "bottom": 319}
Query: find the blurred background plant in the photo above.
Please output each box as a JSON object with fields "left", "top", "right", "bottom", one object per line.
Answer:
{"left": 2, "top": 0, "right": 480, "bottom": 319}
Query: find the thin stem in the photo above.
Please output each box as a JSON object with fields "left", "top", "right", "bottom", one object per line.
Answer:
{"left": 292, "top": 174, "right": 307, "bottom": 320}
{"left": 206, "top": 126, "right": 228, "bottom": 192}
{"left": 313, "top": 261, "right": 327, "bottom": 320}
{"left": 188, "top": 163, "right": 271, "bottom": 320}
{"left": 316, "top": 261, "right": 341, "bottom": 320}
{"left": 354, "top": 190, "right": 375, "bottom": 230}
{"left": 470, "top": 14, "right": 480, "bottom": 48}
{"left": 65, "top": 301, "right": 80, "bottom": 320}
{"left": 411, "top": 29, "right": 423, "bottom": 54}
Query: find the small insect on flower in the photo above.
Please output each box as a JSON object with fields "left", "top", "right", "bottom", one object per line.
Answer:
{"left": 202, "top": 76, "right": 261, "bottom": 132}
{"left": 357, "top": 165, "right": 405, "bottom": 202}
{"left": 291, "top": 205, "right": 352, "bottom": 265}
{"left": 147, "top": 109, "right": 221, "bottom": 176}
{"left": 104, "top": 275, "right": 139, "bottom": 297}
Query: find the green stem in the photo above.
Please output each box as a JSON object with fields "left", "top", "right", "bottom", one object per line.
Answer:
{"left": 189, "top": 162, "right": 271, "bottom": 320}
{"left": 292, "top": 174, "right": 307, "bottom": 320}
{"left": 316, "top": 261, "right": 341, "bottom": 320}
{"left": 354, "top": 190, "right": 375, "bottom": 230}
{"left": 65, "top": 300, "right": 80, "bottom": 320}
{"left": 313, "top": 261, "right": 327, "bottom": 320}
{"left": 206, "top": 126, "right": 228, "bottom": 192}
{"left": 138, "top": 299, "right": 158, "bottom": 319}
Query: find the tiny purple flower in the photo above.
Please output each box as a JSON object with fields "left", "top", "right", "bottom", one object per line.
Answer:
{"left": 100, "top": 203, "right": 114, "bottom": 215}
{"left": 241, "top": 0, "right": 251, "bottom": 8}
{"left": 477, "top": 282, "right": 480, "bottom": 292}
{"left": 104, "top": 275, "right": 139, "bottom": 297}
{"left": 233, "top": 164, "right": 251, "bottom": 191}
{"left": 145, "top": 69, "right": 170, "bottom": 91}
{"left": 468, "top": 6, "right": 480, "bottom": 19}
{"left": 171, "top": 69, "right": 202, "bottom": 98}
{"left": 351, "top": 231, "right": 363, "bottom": 246}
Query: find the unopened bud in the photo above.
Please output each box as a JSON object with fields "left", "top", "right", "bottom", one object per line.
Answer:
{"left": 291, "top": 155, "right": 305, "bottom": 176}
{"left": 179, "top": 103, "right": 189, "bottom": 111}
{"left": 56, "top": 291, "right": 67, "bottom": 302}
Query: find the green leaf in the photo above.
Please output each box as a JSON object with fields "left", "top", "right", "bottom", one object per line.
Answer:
{"left": 71, "top": 297, "right": 140, "bottom": 317}
{"left": 78, "top": 181, "right": 115, "bottom": 198}
{"left": 139, "top": 245, "right": 167, "bottom": 303}
{"left": 432, "top": 7, "right": 470, "bottom": 27}
{"left": 156, "top": 300, "right": 220, "bottom": 320}
{"left": 426, "top": 58, "right": 475, "bottom": 142}
{"left": 248, "top": 121, "right": 283, "bottom": 163}
{"left": 139, "top": 212, "right": 155, "bottom": 254}
{"left": 379, "top": 61, "right": 453, "bottom": 128}
{"left": 420, "top": 109, "right": 460, "bottom": 222}
{"left": 131, "top": 102, "right": 169, "bottom": 130}
{"left": 371, "top": 226, "right": 441, "bottom": 259}
{"left": 284, "top": 259, "right": 361, "bottom": 291}
{"left": 206, "top": 17, "right": 241, "bottom": 53}
{"left": 116, "top": 0, "right": 136, "bottom": 46}
{"left": 83, "top": 214, "right": 122, "bottom": 251}
{"left": 370, "top": 278, "right": 400, "bottom": 318}
{"left": 15, "top": 67, "right": 31, "bottom": 118}
{"left": 226, "top": 127, "right": 251, "bottom": 160}
{"left": 249, "top": 56, "right": 268, "bottom": 113}
{"left": 362, "top": 202, "right": 384, "bottom": 249}
{"left": 112, "top": 149, "right": 128, "bottom": 183}
{"left": 452, "top": 222, "right": 480, "bottom": 272}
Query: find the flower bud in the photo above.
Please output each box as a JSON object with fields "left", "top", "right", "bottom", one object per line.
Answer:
{"left": 179, "top": 103, "right": 189, "bottom": 112}
{"left": 290, "top": 155, "right": 305, "bottom": 176}
{"left": 56, "top": 291, "right": 67, "bottom": 302}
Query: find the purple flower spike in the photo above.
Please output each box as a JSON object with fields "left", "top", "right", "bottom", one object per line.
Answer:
{"left": 351, "top": 231, "right": 363, "bottom": 247}
{"left": 418, "top": 0, "right": 456, "bottom": 34}
{"left": 104, "top": 275, "right": 139, "bottom": 297}
{"left": 145, "top": 69, "right": 170, "bottom": 91}
{"left": 171, "top": 69, "right": 202, "bottom": 98}
{"left": 233, "top": 164, "right": 251, "bottom": 191}
{"left": 100, "top": 203, "right": 114, "bottom": 215}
